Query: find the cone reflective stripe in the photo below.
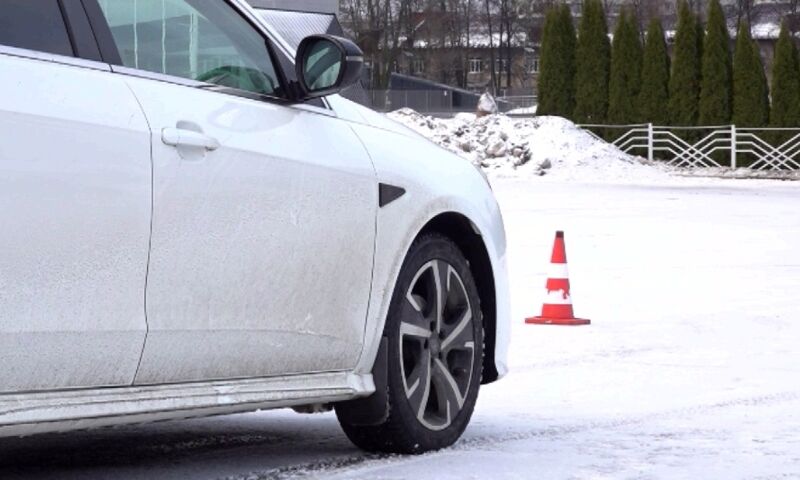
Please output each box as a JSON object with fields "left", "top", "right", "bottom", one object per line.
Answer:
{"left": 526, "top": 231, "right": 591, "bottom": 326}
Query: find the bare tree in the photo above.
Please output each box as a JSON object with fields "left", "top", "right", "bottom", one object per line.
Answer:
{"left": 444, "top": 0, "right": 477, "bottom": 87}
{"left": 484, "top": 0, "right": 498, "bottom": 93}
{"left": 339, "top": 0, "right": 416, "bottom": 88}
{"left": 462, "top": 0, "right": 474, "bottom": 87}
{"left": 339, "top": 0, "right": 544, "bottom": 93}
{"left": 499, "top": 0, "right": 514, "bottom": 91}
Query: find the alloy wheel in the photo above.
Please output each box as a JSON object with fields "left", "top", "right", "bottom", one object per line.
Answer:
{"left": 399, "top": 260, "right": 476, "bottom": 431}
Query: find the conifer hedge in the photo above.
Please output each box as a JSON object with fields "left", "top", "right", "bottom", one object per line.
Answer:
{"left": 732, "top": 21, "right": 769, "bottom": 128}
{"left": 537, "top": 4, "right": 576, "bottom": 118}
{"left": 699, "top": 0, "right": 733, "bottom": 125}
{"left": 638, "top": 19, "right": 670, "bottom": 125}
{"left": 668, "top": 0, "right": 702, "bottom": 126}
{"left": 608, "top": 8, "right": 643, "bottom": 125}
{"left": 574, "top": 0, "right": 610, "bottom": 123}
{"left": 536, "top": 0, "right": 795, "bottom": 152}
{"left": 769, "top": 21, "right": 800, "bottom": 129}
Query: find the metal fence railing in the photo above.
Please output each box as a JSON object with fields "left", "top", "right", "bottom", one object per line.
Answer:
{"left": 364, "top": 90, "right": 467, "bottom": 114}
{"left": 357, "top": 89, "right": 537, "bottom": 116}
{"left": 580, "top": 123, "right": 800, "bottom": 171}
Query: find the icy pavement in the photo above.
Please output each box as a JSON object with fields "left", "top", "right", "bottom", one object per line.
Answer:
{"left": 1, "top": 178, "right": 799, "bottom": 479}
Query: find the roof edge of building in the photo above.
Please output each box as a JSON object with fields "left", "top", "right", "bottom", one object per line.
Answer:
{"left": 247, "top": 0, "right": 339, "bottom": 15}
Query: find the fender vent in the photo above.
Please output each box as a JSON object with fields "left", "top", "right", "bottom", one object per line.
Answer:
{"left": 378, "top": 183, "right": 406, "bottom": 208}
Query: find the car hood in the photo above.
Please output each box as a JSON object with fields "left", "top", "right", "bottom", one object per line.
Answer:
{"left": 326, "top": 95, "right": 427, "bottom": 140}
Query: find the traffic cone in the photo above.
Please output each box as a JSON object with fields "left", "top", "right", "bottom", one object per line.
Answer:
{"left": 526, "top": 231, "right": 591, "bottom": 326}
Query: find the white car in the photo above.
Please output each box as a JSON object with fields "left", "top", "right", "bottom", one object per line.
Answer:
{"left": 0, "top": 0, "right": 509, "bottom": 454}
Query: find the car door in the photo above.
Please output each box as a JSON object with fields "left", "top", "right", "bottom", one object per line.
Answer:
{"left": 0, "top": 1, "right": 151, "bottom": 392}
{"left": 89, "top": 0, "right": 378, "bottom": 384}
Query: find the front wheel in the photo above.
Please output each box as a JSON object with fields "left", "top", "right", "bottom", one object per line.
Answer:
{"left": 336, "top": 234, "right": 483, "bottom": 454}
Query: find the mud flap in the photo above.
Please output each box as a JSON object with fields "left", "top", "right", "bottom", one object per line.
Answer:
{"left": 335, "top": 337, "right": 389, "bottom": 426}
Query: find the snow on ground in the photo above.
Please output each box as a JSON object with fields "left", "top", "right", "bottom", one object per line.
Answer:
{"left": 2, "top": 177, "right": 798, "bottom": 479}
{"left": 678, "top": 166, "right": 800, "bottom": 181}
{"left": 388, "top": 109, "right": 671, "bottom": 182}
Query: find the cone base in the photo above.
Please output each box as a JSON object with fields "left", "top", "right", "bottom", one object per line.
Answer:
{"left": 526, "top": 316, "right": 591, "bottom": 326}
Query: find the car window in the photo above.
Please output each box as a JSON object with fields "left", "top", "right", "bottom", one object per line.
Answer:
{"left": 0, "top": 0, "right": 74, "bottom": 57}
{"left": 96, "top": 0, "right": 282, "bottom": 97}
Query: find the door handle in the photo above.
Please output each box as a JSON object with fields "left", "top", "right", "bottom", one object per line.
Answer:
{"left": 162, "top": 127, "right": 220, "bottom": 151}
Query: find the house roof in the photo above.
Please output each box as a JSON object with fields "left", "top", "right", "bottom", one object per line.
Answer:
{"left": 246, "top": 0, "right": 338, "bottom": 15}
{"left": 255, "top": 8, "right": 342, "bottom": 48}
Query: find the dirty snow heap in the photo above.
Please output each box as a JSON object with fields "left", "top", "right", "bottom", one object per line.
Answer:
{"left": 388, "top": 109, "right": 667, "bottom": 181}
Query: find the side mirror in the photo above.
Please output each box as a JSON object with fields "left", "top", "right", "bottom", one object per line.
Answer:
{"left": 295, "top": 35, "right": 363, "bottom": 101}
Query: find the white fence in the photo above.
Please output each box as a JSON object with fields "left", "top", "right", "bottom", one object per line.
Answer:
{"left": 580, "top": 124, "right": 800, "bottom": 171}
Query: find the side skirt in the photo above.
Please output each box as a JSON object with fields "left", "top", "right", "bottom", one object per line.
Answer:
{"left": 0, "top": 371, "right": 374, "bottom": 438}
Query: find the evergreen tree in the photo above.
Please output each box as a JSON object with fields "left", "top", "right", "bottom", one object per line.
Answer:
{"left": 769, "top": 21, "right": 800, "bottom": 129}
{"left": 608, "top": 8, "right": 643, "bottom": 125}
{"left": 537, "top": 6, "right": 558, "bottom": 115}
{"left": 696, "top": 16, "right": 705, "bottom": 69}
{"left": 668, "top": 0, "right": 701, "bottom": 126}
{"left": 638, "top": 18, "right": 670, "bottom": 124}
{"left": 699, "top": 0, "right": 733, "bottom": 125}
{"left": 732, "top": 21, "right": 769, "bottom": 127}
{"left": 537, "top": 4, "right": 576, "bottom": 118}
{"left": 574, "top": 0, "right": 610, "bottom": 123}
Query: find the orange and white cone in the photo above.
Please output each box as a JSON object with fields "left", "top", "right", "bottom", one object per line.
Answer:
{"left": 526, "top": 231, "right": 591, "bottom": 326}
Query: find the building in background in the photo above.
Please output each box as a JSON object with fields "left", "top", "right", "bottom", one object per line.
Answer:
{"left": 343, "top": 6, "right": 541, "bottom": 96}
{"left": 397, "top": 17, "right": 539, "bottom": 96}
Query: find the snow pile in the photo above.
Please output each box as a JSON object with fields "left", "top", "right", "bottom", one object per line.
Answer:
{"left": 388, "top": 109, "right": 669, "bottom": 182}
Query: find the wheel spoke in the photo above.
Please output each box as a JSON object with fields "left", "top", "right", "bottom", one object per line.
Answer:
{"left": 432, "top": 358, "right": 465, "bottom": 417}
{"left": 400, "top": 294, "right": 430, "bottom": 339}
{"left": 441, "top": 307, "right": 474, "bottom": 352}
{"left": 432, "top": 260, "right": 449, "bottom": 334}
{"left": 406, "top": 349, "right": 432, "bottom": 418}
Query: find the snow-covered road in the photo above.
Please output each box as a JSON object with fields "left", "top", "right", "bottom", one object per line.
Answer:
{"left": 2, "top": 178, "right": 799, "bottom": 479}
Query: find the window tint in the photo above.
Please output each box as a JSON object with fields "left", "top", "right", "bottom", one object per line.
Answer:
{"left": 96, "top": 0, "right": 282, "bottom": 97}
{"left": 0, "top": 0, "right": 74, "bottom": 57}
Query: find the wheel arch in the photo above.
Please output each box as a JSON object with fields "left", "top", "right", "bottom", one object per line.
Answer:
{"left": 417, "top": 212, "right": 500, "bottom": 384}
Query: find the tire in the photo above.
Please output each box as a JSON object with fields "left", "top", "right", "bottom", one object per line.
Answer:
{"left": 336, "top": 233, "right": 484, "bottom": 454}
